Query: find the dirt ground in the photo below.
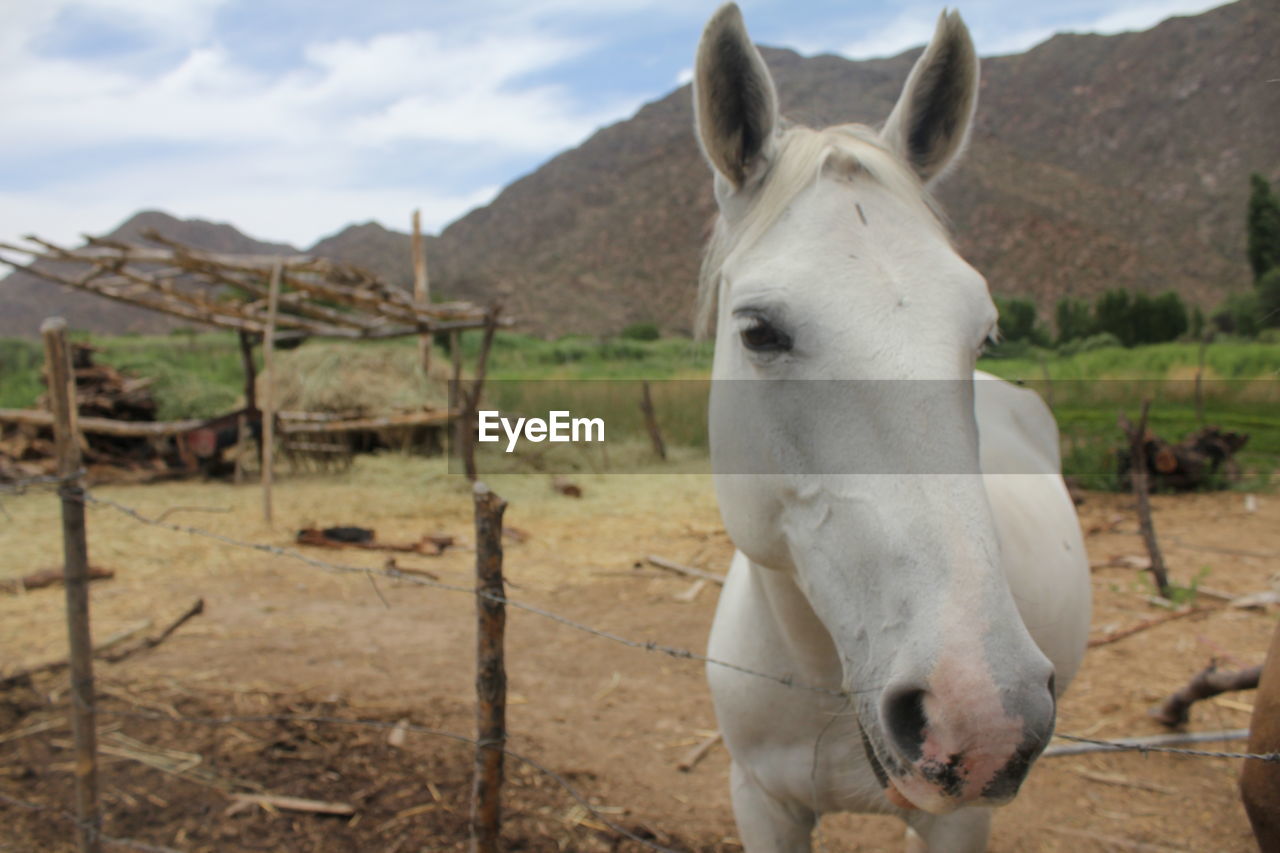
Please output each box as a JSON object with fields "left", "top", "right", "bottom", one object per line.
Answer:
{"left": 2, "top": 455, "right": 1278, "bottom": 852}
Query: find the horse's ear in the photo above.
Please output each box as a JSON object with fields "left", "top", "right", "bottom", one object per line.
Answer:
{"left": 880, "top": 10, "right": 978, "bottom": 185}
{"left": 693, "top": 3, "right": 779, "bottom": 192}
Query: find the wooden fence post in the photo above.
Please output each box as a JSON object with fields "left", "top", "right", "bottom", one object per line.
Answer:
{"left": 639, "top": 381, "right": 667, "bottom": 461}
{"left": 471, "top": 482, "right": 508, "bottom": 853}
{"left": 261, "top": 263, "right": 282, "bottom": 525}
{"left": 459, "top": 309, "right": 500, "bottom": 482}
{"left": 1120, "top": 400, "right": 1172, "bottom": 598}
{"left": 41, "top": 317, "right": 101, "bottom": 853}
{"left": 412, "top": 209, "right": 432, "bottom": 376}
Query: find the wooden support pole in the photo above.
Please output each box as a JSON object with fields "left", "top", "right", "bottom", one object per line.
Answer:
{"left": 412, "top": 210, "right": 432, "bottom": 375}
{"left": 1194, "top": 332, "right": 1210, "bottom": 428}
{"left": 40, "top": 317, "right": 101, "bottom": 853}
{"left": 459, "top": 309, "right": 500, "bottom": 482}
{"left": 471, "top": 483, "right": 508, "bottom": 853}
{"left": 1120, "top": 400, "right": 1171, "bottom": 598}
{"left": 237, "top": 330, "right": 258, "bottom": 413}
{"left": 639, "top": 381, "right": 667, "bottom": 461}
{"left": 261, "top": 264, "right": 282, "bottom": 526}
{"left": 234, "top": 413, "right": 248, "bottom": 485}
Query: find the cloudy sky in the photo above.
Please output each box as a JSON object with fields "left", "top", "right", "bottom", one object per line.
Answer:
{"left": 1, "top": 0, "right": 1225, "bottom": 252}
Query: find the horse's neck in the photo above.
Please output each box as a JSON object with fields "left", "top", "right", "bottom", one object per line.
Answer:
{"left": 741, "top": 554, "right": 844, "bottom": 686}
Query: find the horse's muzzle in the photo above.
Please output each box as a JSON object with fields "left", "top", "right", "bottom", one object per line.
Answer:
{"left": 871, "top": 660, "right": 1057, "bottom": 813}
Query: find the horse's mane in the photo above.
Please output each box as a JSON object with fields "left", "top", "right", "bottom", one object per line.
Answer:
{"left": 696, "top": 123, "right": 948, "bottom": 337}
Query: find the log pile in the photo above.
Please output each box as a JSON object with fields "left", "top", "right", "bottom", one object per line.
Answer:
{"left": 0, "top": 344, "right": 175, "bottom": 481}
{"left": 1117, "top": 424, "right": 1250, "bottom": 492}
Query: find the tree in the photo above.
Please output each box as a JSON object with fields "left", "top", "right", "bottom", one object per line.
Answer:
{"left": 1248, "top": 173, "right": 1280, "bottom": 282}
{"left": 1148, "top": 292, "right": 1189, "bottom": 343}
{"left": 1190, "top": 306, "right": 1206, "bottom": 339}
{"left": 1213, "top": 292, "right": 1262, "bottom": 337}
{"left": 1094, "top": 289, "right": 1136, "bottom": 346}
{"left": 1259, "top": 268, "right": 1280, "bottom": 329}
{"left": 994, "top": 296, "right": 1048, "bottom": 346}
{"left": 1054, "top": 297, "right": 1094, "bottom": 344}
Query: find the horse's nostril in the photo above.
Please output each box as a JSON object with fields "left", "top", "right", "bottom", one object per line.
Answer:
{"left": 883, "top": 687, "right": 928, "bottom": 762}
{"left": 1047, "top": 672, "right": 1057, "bottom": 699}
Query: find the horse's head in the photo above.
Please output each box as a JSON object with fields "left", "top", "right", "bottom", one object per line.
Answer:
{"left": 695, "top": 4, "right": 1056, "bottom": 814}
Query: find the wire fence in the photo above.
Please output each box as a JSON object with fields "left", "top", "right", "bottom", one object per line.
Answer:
{"left": 2, "top": 474, "right": 1278, "bottom": 853}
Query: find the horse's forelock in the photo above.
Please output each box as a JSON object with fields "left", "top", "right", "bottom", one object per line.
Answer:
{"left": 695, "top": 123, "right": 948, "bottom": 339}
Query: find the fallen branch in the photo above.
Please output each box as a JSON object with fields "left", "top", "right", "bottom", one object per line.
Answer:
{"left": 100, "top": 598, "right": 205, "bottom": 664}
{"left": 677, "top": 731, "right": 722, "bottom": 773}
{"left": 1, "top": 620, "right": 151, "bottom": 686}
{"left": 644, "top": 555, "right": 725, "bottom": 586}
{"left": 0, "top": 565, "right": 114, "bottom": 595}
{"left": 1, "top": 599, "right": 203, "bottom": 686}
{"left": 226, "top": 793, "right": 355, "bottom": 816}
{"left": 1044, "top": 826, "right": 1188, "bottom": 852}
{"left": 1150, "top": 662, "right": 1263, "bottom": 728}
{"left": 1067, "top": 767, "right": 1176, "bottom": 794}
{"left": 383, "top": 558, "right": 441, "bottom": 582}
{"left": 1088, "top": 607, "right": 1206, "bottom": 648}
{"left": 296, "top": 527, "right": 453, "bottom": 555}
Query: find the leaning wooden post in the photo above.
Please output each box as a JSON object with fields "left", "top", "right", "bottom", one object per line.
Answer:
{"left": 639, "top": 380, "right": 667, "bottom": 461}
{"left": 471, "top": 483, "right": 508, "bottom": 852}
{"left": 460, "top": 309, "right": 500, "bottom": 482}
{"left": 41, "top": 318, "right": 101, "bottom": 853}
{"left": 1120, "top": 400, "right": 1172, "bottom": 598}
{"left": 1194, "top": 331, "right": 1210, "bottom": 428}
{"left": 260, "top": 264, "right": 282, "bottom": 525}
{"left": 411, "top": 210, "right": 432, "bottom": 376}
{"left": 237, "top": 329, "right": 258, "bottom": 414}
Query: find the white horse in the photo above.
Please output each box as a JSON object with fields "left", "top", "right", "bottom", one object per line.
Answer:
{"left": 693, "top": 5, "right": 1091, "bottom": 851}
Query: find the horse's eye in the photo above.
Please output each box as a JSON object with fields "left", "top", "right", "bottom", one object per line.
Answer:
{"left": 740, "top": 317, "right": 792, "bottom": 353}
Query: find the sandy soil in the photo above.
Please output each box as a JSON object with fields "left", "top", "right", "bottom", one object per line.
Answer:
{"left": 2, "top": 456, "right": 1278, "bottom": 851}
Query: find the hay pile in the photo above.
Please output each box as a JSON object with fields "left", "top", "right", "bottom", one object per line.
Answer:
{"left": 262, "top": 343, "right": 451, "bottom": 416}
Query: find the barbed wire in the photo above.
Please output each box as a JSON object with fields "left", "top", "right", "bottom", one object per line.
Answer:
{"left": 0, "top": 792, "right": 182, "bottom": 853}
{"left": 80, "top": 489, "right": 860, "bottom": 700}
{"left": 0, "top": 470, "right": 84, "bottom": 496}
{"left": 1051, "top": 731, "right": 1280, "bottom": 763}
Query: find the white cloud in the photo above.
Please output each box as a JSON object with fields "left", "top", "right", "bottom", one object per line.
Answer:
{"left": 839, "top": 10, "right": 938, "bottom": 60}
{"left": 0, "top": 156, "right": 500, "bottom": 251}
{"left": 0, "top": 5, "right": 636, "bottom": 248}
{"left": 826, "top": 0, "right": 1227, "bottom": 61}
{"left": 1083, "top": 1, "right": 1224, "bottom": 35}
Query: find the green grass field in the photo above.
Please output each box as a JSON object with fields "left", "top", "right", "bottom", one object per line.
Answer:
{"left": 2, "top": 331, "right": 1277, "bottom": 489}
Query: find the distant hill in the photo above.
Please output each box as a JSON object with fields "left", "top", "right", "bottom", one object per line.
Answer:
{"left": 307, "top": 222, "right": 414, "bottom": 292}
{"left": 0, "top": 211, "right": 297, "bottom": 336}
{"left": 2, "top": 0, "right": 1275, "bottom": 338}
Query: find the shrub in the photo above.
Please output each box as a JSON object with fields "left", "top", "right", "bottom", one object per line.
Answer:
{"left": 1213, "top": 292, "right": 1263, "bottom": 337}
{"left": 1057, "top": 332, "right": 1123, "bottom": 357}
{"left": 620, "top": 321, "right": 661, "bottom": 341}
{"left": 1054, "top": 297, "right": 1094, "bottom": 344}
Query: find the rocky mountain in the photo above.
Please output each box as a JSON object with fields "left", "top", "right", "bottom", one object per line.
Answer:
{"left": 0, "top": 211, "right": 296, "bottom": 336}
{"left": 425, "top": 0, "right": 1278, "bottom": 335}
{"left": 307, "top": 222, "right": 414, "bottom": 292}
{"left": 3, "top": 0, "right": 1275, "bottom": 338}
